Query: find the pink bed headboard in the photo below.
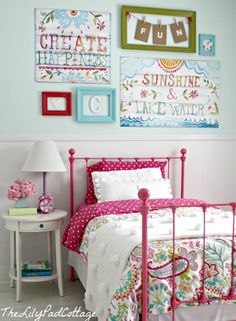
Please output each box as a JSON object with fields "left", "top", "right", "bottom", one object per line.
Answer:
{"left": 68, "top": 148, "right": 187, "bottom": 220}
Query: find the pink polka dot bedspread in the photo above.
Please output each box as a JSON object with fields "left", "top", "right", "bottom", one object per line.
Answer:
{"left": 62, "top": 198, "right": 206, "bottom": 253}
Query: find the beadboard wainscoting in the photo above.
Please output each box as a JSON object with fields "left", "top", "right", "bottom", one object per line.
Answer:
{"left": 0, "top": 138, "right": 236, "bottom": 283}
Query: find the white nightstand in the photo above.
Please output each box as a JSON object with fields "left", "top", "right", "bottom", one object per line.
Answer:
{"left": 1, "top": 209, "right": 67, "bottom": 302}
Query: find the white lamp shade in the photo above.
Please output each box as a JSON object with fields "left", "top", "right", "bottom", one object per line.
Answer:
{"left": 22, "top": 141, "right": 66, "bottom": 172}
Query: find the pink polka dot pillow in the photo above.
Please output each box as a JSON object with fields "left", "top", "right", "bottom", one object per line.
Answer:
{"left": 102, "top": 161, "right": 167, "bottom": 178}
{"left": 85, "top": 160, "right": 167, "bottom": 204}
{"left": 85, "top": 161, "right": 103, "bottom": 204}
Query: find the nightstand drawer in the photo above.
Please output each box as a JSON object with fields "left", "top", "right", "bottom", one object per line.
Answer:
{"left": 19, "top": 219, "right": 63, "bottom": 232}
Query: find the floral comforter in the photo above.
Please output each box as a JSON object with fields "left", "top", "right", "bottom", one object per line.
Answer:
{"left": 62, "top": 199, "right": 236, "bottom": 320}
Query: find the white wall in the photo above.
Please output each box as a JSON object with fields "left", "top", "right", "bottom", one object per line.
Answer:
{"left": 0, "top": 0, "right": 236, "bottom": 283}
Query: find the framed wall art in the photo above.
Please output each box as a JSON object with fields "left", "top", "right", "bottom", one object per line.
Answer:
{"left": 199, "top": 34, "right": 215, "bottom": 56}
{"left": 35, "top": 8, "right": 111, "bottom": 84}
{"left": 77, "top": 88, "right": 116, "bottom": 122}
{"left": 120, "top": 57, "right": 220, "bottom": 128}
{"left": 121, "top": 6, "right": 196, "bottom": 53}
{"left": 42, "top": 92, "right": 72, "bottom": 116}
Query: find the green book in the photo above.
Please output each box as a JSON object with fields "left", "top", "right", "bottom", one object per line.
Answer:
{"left": 8, "top": 207, "right": 37, "bottom": 216}
{"left": 22, "top": 260, "right": 50, "bottom": 270}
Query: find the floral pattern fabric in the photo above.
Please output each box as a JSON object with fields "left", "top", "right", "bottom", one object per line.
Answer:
{"left": 78, "top": 210, "right": 236, "bottom": 321}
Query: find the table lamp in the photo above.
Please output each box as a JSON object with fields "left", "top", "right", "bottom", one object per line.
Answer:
{"left": 22, "top": 140, "right": 66, "bottom": 212}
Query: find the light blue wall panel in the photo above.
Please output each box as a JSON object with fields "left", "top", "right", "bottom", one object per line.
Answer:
{"left": 0, "top": 0, "right": 235, "bottom": 140}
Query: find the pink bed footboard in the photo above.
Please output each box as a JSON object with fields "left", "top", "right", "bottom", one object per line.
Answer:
{"left": 139, "top": 189, "right": 236, "bottom": 321}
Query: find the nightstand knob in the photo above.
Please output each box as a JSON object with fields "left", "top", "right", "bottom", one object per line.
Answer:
{"left": 39, "top": 224, "right": 44, "bottom": 229}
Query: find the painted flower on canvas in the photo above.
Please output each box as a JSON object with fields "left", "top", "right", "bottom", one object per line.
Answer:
{"left": 53, "top": 10, "right": 89, "bottom": 29}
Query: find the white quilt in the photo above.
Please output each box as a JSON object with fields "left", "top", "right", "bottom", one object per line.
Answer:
{"left": 84, "top": 210, "right": 233, "bottom": 321}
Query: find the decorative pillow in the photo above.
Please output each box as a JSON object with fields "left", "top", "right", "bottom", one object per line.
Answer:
{"left": 85, "top": 161, "right": 103, "bottom": 204}
{"left": 92, "top": 168, "right": 172, "bottom": 202}
{"left": 85, "top": 160, "right": 167, "bottom": 204}
{"left": 102, "top": 160, "right": 167, "bottom": 178}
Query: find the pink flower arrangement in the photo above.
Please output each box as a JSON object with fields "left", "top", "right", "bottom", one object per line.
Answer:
{"left": 7, "top": 179, "right": 36, "bottom": 201}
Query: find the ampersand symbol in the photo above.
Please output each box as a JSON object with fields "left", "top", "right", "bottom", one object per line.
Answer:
{"left": 167, "top": 88, "right": 177, "bottom": 100}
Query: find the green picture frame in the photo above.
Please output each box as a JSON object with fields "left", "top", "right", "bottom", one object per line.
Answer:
{"left": 121, "top": 6, "right": 196, "bottom": 53}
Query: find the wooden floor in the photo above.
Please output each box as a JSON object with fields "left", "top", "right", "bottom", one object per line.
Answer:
{"left": 0, "top": 279, "right": 97, "bottom": 321}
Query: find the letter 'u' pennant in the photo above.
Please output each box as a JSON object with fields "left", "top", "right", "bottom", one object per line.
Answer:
{"left": 153, "top": 24, "right": 167, "bottom": 45}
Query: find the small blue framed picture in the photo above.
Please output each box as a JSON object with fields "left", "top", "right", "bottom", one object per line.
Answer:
{"left": 199, "top": 34, "right": 215, "bottom": 56}
{"left": 77, "top": 88, "right": 116, "bottom": 123}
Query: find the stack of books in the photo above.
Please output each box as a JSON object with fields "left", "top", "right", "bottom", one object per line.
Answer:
{"left": 21, "top": 260, "right": 52, "bottom": 277}
{"left": 8, "top": 207, "right": 37, "bottom": 216}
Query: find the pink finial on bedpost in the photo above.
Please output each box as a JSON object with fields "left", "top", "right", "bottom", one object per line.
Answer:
{"left": 69, "top": 148, "right": 75, "bottom": 159}
{"left": 138, "top": 188, "right": 150, "bottom": 321}
{"left": 138, "top": 188, "right": 150, "bottom": 204}
{"left": 180, "top": 148, "right": 187, "bottom": 198}
{"left": 69, "top": 149, "right": 76, "bottom": 281}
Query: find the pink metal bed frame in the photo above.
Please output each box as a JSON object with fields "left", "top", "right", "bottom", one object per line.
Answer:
{"left": 68, "top": 148, "right": 236, "bottom": 321}
{"left": 139, "top": 190, "right": 236, "bottom": 321}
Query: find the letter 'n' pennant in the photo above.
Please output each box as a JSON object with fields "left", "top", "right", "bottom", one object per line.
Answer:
{"left": 170, "top": 20, "right": 187, "bottom": 43}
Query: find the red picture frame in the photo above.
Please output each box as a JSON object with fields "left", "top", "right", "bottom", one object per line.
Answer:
{"left": 42, "top": 92, "right": 72, "bottom": 116}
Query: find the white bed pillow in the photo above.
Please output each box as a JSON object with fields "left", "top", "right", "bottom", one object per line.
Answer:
{"left": 92, "top": 167, "right": 163, "bottom": 183}
{"left": 92, "top": 168, "right": 172, "bottom": 202}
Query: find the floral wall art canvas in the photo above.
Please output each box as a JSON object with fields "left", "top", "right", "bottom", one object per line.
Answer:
{"left": 35, "top": 9, "right": 111, "bottom": 84}
{"left": 120, "top": 57, "right": 220, "bottom": 128}
{"left": 199, "top": 34, "right": 216, "bottom": 57}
